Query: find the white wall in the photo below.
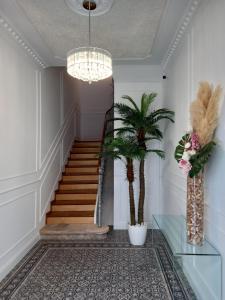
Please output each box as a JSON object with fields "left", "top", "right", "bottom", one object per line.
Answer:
{"left": 161, "top": 0, "right": 225, "bottom": 299}
{"left": 113, "top": 65, "right": 164, "bottom": 229}
{"left": 0, "top": 23, "right": 77, "bottom": 280}
{"left": 75, "top": 77, "right": 114, "bottom": 140}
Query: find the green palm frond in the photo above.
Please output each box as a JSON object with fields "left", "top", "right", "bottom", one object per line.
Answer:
{"left": 149, "top": 108, "right": 175, "bottom": 118}
{"left": 147, "top": 149, "right": 165, "bottom": 159}
{"left": 106, "top": 127, "right": 135, "bottom": 137}
{"left": 145, "top": 124, "right": 163, "bottom": 139}
{"left": 121, "top": 95, "right": 140, "bottom": 112}
{"left": 114, "top": 103, "right": 135, "bottom": 118}
{"left": 107, "top": 117, "right": 127, "bottom": 123}
{"left": 102, "top": 136, "right": 144, "bottom": 161}
{"left": 147, "top": 109, "right": 175, "bottom": 123}
{"left": 111, "top": 93, "right": 174, "bottom": 150}
{"left": 151, "top": 114, "right": 175, "bottom": 124}
{"left": 141, "top": 93, "right": 157, "bottom": 117}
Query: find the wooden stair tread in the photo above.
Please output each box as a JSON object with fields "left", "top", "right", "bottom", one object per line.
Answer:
{"left": 55, "top": 194, "right": 96, "bottom": 200}
{"left": 70, "top": 154, "right": 98, "bottom": 159}
{"left": 40, "top": 224, "right": 109, "bottom": 236}
{"left": 52, "top": 200, "right": 96, "bottom": 205}
{"left": 47, "top": 211, "right": 94, "bottom": 217}
{"left": 60, "top": 180, "right": 98, "bottom": 184}
{"left": 62, "top": 170, "right": 99, "bottom": 176}
{"left": 64, "top": 167, "right": 98, "bottom": 171}
{"left": 51, "top": 204, "right": 95, "bottom": 212}
{"left": 62, "top": 175, "right": 98, "bottom": 180}
{"left": 65, "top": 164, "right": 99, "bottom": 168}
{"left": 59, "top": 181, "right": 96, "bottom": 188}
{"left": 68, "top": 158, "right": 98, "bottom": 161}
{"left": 56, "top": 189, "right": 97, "bottom": 194}
{"left": 73, "top": 144, "right": 101, "bottom": 148}
{"left": 59, "top": 186, "right": 97, "bottom": 192}
{"left": 74, "top": 140, "right": 101, "bottom": 144}
{"left": 69, "top": 158, "right": 99, "bottom": 161}
{"left": 71, "top": 149, "right": 100, "bottom": 154}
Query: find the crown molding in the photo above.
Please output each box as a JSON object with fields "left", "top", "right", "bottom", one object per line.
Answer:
{"left": 161, "top": 0, "right": 201, "bottom": 70}
{"left": 0, "top": 14, "right": 46, "bottom": 69}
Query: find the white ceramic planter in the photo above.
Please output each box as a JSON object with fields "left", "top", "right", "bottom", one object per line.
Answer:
{"left": 128, "top": 223, "right": 147, "bottom": 245}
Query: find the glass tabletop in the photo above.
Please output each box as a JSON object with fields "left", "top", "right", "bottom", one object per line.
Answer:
{"left": 153, "top": 215, "right": 221, "bottom": 256}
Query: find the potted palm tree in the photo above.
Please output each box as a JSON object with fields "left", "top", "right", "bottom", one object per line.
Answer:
{"left": 102, "top": 136, "right": 139, "bottom": 227}
{"left": 107, "top": 93, "right": 174, "bottom": 245}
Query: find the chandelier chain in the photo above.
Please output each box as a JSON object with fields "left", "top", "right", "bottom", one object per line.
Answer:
{"left": 89, "top": 1, "right": 91, "bottom": 46}
{"left": 66, "top": 0, "right": 112, "bottom": 83}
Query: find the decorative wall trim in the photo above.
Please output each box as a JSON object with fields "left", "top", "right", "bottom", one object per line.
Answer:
{"left": 0, "top": 70, "right": 40, "bottom": 183}
{"left": 0, "top": 191, "right": 37, "bottom": 259}
{"left": 161, "top": 0, "right": 201, "bottom": 70}
{"left": 39, "top": 150, "right": 61, "bottom": 223}
{"left": 0, "top": 230, "right": 39, "bottom": 281}
{"left": 0, "top": 107, "right": 76, "bottom": 195}
{"left": 0, "top": 14, "right": 46, "bottom": 69}
{"left": 39, "top": 104, "right": 76, "bottom": 175}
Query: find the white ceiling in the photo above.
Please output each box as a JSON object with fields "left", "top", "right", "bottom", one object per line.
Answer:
{"left": 0, "top": 0, "right": 190, "bottom": 66}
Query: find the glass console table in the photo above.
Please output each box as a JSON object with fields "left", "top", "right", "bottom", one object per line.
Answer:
{"left": 153, "top": 215, "right": 221, "bottom": 300}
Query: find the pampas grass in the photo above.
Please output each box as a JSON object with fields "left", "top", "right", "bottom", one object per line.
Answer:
{"left": 190, "top": 82, "right": 222, "bottom": 146}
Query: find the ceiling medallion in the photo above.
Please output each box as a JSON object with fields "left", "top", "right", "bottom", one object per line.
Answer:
{"left": 65, "top": 0, "right": 114, "bottom": 16}
{"left": 66, "top": 0, "right": 113, "bottom": 83}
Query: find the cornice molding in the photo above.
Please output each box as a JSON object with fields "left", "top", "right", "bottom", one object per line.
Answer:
{"left": 0, "top": 14, "right": 47, "bottom": 69}
{"left": 161, "top": 0, "right": 201, "bottom": 70}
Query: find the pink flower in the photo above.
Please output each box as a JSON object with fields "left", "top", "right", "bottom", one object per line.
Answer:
{"left": 191, "top": 132, "right": 200, "bottom": 150}
{"left": 178, "top": 159, "right": 192, "bottom": 175}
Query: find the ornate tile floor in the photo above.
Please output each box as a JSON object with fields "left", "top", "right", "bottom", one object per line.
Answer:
{"left": 0, "top": 230, "right": 196, "bottom": 300}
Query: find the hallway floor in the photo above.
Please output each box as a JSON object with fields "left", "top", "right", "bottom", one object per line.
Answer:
{"left": 0, "top": 231, "right": 196, "bottom": 300}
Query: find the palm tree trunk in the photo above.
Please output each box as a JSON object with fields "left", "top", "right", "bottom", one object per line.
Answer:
{"left": 126, "top": 159, "right": 136, "bottom": 225}
{"left": 138, "top": 159, "right": 145, "bottom": 224}
{"left": 137, "top": 128, "right": 146, "bottom": 225}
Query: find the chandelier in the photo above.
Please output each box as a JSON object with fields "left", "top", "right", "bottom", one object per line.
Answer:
{"left": 67, "top": 0, "right": 113, "bottom": 83}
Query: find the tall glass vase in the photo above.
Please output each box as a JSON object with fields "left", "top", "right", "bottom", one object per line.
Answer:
{"left": 186, "top": 171, "right": 204, "bottom": 246}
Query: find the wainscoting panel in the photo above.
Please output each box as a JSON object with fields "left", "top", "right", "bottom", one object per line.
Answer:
{"left": 39, "top": 149, "right": 61, "bottom": 222}
{"left": 0, "top": 22, "right": 77, "bottom": 281}
{"left": 0, "top": 190, "right": 38, "bottom": 279}
{"left": 0, "top": 27, "right": 38, "bottom": 180}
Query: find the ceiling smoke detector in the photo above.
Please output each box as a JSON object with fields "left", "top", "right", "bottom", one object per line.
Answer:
{"left": 65, "top": 0, "right": 114, "bottom": 16}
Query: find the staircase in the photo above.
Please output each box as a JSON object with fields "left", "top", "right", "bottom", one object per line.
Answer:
{"left": 40, "top": 106, "right": 114, "bottom": 238}
{"left": 46, "top": 141, "right": 101, "bottom": 224}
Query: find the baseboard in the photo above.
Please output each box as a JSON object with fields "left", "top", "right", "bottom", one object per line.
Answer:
{"left": 0, "top": 231, "right": 39, "bottom": 281}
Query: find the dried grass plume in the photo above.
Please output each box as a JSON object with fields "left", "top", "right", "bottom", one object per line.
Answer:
{"left": 190, "top": 81, "right": 222, "bottom": 145}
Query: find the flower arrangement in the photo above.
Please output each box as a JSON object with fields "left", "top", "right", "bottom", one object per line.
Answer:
{"left": 175, "top": 132, "right": 215, "bottom": 178}
{"left": 175, "top": 82, "right": 222, "bottom": 178}
{"left": 174, "top": 82, "right": 222, "bottom": 245}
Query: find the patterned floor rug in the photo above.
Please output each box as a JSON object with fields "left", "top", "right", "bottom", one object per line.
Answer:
{"left": 0, "top": 230, "right": 196, "bottom": 300}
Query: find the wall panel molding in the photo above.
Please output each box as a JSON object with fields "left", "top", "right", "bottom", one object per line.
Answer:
{"left": 0, "top": 106, "right": 76, "bottom": 196}
{"left": 39, "top": 105, "right": 76, "bottom": 175}
{"left": 0, "top": 229, "right": 39, "bottom": 281}
{"left": 0, "top": 191, "right": 37, "bottom": 260}
{"left": 0, "top": 69, "right": 40, "bottom": 185}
